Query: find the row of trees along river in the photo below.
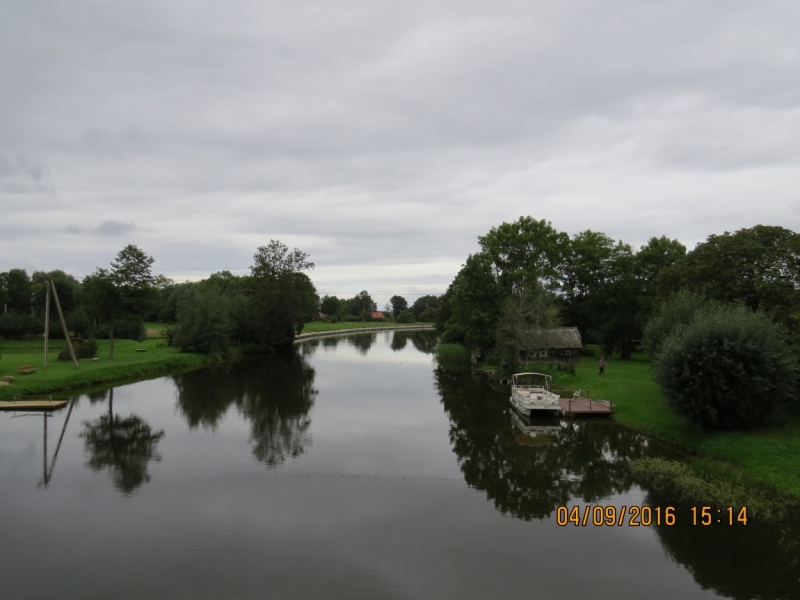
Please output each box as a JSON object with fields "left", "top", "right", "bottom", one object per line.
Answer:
{"left": 1, "top": 219, "right": 798, "bottom": 431}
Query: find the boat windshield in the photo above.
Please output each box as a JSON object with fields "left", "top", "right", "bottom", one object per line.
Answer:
{"left": 512, "top": 373, "right": 551, "bottom": 389}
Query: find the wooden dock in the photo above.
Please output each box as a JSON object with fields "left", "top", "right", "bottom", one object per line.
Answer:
{"left": 0, "top": 400, "right": 68, "bottom": 411}
{"left": 559, "top": 398, "right": 613, "bottom": 416}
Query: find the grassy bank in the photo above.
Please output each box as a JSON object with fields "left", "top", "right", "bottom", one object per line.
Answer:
{"left": 0, "top": 338, "right": 209, "bottom": 400}
{"left": 560, "top": 351, "right": 800, "bottom": 499}
{"left": 462, "top": 345, "right": 800, "bottom": 500}
{"left": 301, "top": 321, "right": 433, "bottom": 333}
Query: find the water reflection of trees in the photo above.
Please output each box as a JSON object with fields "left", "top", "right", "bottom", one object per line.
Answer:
{"left": 173, "top": 348, "right": 317, "bottom": 467}
{"left": 436, "top": 364, "right": 800, "bottom": 598}
{"left": 391, "top": 330, "right": 437, "bottom": 353}
{"left": 81, "top": 388, "right": 165, "bottom": 495}
{"left": 348, "top": 333, "right": 375, "bottom": 355}
{"left": 434, "top": 365, "right": 661, "bottom": 520}
{"left": 646, "top": 492, "right": 800, "bottom": 600}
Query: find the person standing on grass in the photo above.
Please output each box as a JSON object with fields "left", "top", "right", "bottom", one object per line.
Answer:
{"left": 599, "top": 357, "right": 605, "bottom": 375}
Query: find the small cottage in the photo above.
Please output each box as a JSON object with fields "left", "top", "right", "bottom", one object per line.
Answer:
{"left": 371, "top": 311, "right": 385, "bottom": 320}
{"left": 519, "top": 327, "right": 582, "bottom": 364}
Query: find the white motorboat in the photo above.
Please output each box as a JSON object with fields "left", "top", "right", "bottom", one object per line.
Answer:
{"left": 509, "top": 372, "right": 562, "bottom": 417}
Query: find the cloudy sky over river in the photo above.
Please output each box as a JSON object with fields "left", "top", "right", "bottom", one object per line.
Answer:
{"left": 2, "top": 0, "right": 799, "bottom": 297}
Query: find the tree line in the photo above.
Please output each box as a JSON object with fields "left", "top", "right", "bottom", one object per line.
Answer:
{"left": 438, "top": 218, "right": 800, "bottom": 430}
{"left": 0, "top": 240, "right": 320, "bottom": 356}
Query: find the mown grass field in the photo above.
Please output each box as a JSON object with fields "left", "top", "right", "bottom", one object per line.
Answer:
{"left": 301, "top": 321, "right": 433, "bottom": 333}
{"left": 504, "top": 349, "right": 800, "bottom": 499}
{"left": 0, "top": 338, "right": 207, "bottom": 400}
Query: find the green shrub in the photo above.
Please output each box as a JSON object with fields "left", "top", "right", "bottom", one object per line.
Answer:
{"left": 653, "top": 304, "right": 798, "bottom": 430}
{"left": 419, "top": 307, "right": 439, "bottom": 322}
{"left": 396, "top": 310, "right": 415, "bottom": 324}
{"left": 434, "top": 343, "right": 470, "bottom": 362}
{"left": 630, "top": 457, "right": 795, "bottom": 522}
{"left": 173, "top": 288, "right": 233, "bottom": 355}
{"left": 643, "top": 290, "right": 708, "bottom": 356}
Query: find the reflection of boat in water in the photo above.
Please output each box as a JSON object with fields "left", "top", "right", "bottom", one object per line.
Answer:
{"left": 509, "top": 372, "right": 562, "bottom": 417}
{"left": 511, "top": 410, "right": 562, "bottom": 446}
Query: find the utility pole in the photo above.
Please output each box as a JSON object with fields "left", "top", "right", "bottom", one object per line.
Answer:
{"left": 50, "top": 280, "right": 78, "bottom": 369}
{"left": 44, "top": 284, "right": 50, "bottom": 367}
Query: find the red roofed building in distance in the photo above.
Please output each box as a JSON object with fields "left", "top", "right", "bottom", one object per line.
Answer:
{"left": 371, "top": 312, "right": 384, "bottom": 320}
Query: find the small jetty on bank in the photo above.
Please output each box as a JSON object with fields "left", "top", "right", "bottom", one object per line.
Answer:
{"left": 558, "top": 397, "right": 613, "bottom": 416}
{"left": 0, "top": 399, "right": 68, "bottom": 411}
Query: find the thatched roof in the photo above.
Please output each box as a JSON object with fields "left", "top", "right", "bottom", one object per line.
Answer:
{"left": 521, "top": 327, "right": 582, "bottom": 350}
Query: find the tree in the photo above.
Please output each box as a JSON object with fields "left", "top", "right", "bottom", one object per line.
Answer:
{"left": 396, "top": 309, "right": 415, "bottom": 323}
{"left": 653, "top": 304, "right": 798, "bottom": 430}
{"left": 478, "top": 216, "right": 568, "bottom": 293}
{"left": 441, "top": 253, "right": 504, "bottom": 353}
{"left": 389, "top": 295, "right": 408, "bottom": 317}
{"left": 410, "top": 294, "right": 441, "bottom": 319}
{"left": 251, "top": 239, "right": 314, "bottom": 278}
{"left": 494, "top": 283, "right": 560, "bottom": 370}
{"left": 173, "top": 287, "right": 233, "bottom": 355}
{"left": 247, "top": 241, "right": 318, "bottom": 348}
{"left": 0, "top": 269, "right": 33, "bottom": 313}
{"left": 83, "top": 245, "right": 158, "bottom": 358}
{"left": 558, "top": 231, "right": 618, "bottom": 341}
{"left": 658, "top": 225, "right": 800, "bottom": 339}
{"left": 320, "top": 295, "right": 341, "bottom": 317}
{"left": 349, "top": 291, "right": 376, "bottom": 317}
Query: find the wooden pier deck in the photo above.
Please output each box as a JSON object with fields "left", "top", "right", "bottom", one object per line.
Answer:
{"left": 559, "top": 398, "right": 613, "bottom": 416}
{"left": 0, "top": 400, "right": 68, "bottom": 411}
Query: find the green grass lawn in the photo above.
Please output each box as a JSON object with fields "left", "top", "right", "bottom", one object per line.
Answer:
{"left": 0, "top": 338, "right": 207, "bottom": 400}
{"left": 535, "top": 350, "right": 800, "bottom": 498}
{"left": 301, "top": 321, "right": 433, "bottom": 333}
{"left": 144, "top": 322, "right": 172, "bottom": 338}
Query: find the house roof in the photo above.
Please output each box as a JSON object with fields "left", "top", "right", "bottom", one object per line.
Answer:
{"left": 521, "top": 327, "right": 582, "bottom": 350}
{"left": 371, "top": 311, "right": 384, "bottom": 318}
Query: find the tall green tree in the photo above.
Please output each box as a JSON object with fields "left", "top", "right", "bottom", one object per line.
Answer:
{"left": 478, "top": 216, "right": 568, "bottom": 293}
{"left": 389, "top": 295, "right": 408, "bottom": 317}
{"left": 247, "top": 240, "right": 318, "bottom": 348}
{"left": 658, "top": 225, "right": 800, "bottom": 338}
{"left": 441, "top": 253, "right": 504, "bottom": 353}
{"left": 83, "top": 245, "right": 158, "bottom": 358}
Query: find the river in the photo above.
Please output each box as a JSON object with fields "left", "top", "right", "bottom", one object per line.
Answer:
{"left": 1, "top": 330, "right": 798, "bottom": 599}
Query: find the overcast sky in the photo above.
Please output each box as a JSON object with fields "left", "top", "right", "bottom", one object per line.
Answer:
{"left": 1, "top": 0, "right": 799, "bottom": 300}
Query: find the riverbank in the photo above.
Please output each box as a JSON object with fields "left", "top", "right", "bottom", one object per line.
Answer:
{"left": 465, "top": 347, "right": 800, "bottom": 500}
{"left": 301, "top": 321, "right": 434, "bottom": 333}
{"left": 296, "top": 324, "right": 435, "bottom": 342}
{"left": 0, "top": 338, "right": 209, "bottom": 400}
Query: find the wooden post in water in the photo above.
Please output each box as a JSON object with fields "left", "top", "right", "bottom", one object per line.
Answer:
{"left": 44, "top": 284, "right": 50, "bottom": 368}
{"left": 50, "top": 280, "right": 78, "bottom": 369}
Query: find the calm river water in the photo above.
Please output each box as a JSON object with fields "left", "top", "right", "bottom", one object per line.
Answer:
{"left": 1, "top": 331, "right": 798, "bottom": 599}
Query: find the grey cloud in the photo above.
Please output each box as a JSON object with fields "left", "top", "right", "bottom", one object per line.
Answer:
{"left": 0, "top": 0, "right": 799, "bottom": 287}
{"left": 95, "top": 220, "right": 137, "bottom": 236}
{"left": 0, "top": 155, "right": 52, "bottom": 193}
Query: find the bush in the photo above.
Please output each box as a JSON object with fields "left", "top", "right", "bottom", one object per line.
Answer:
{"left": 342, "top": 315, "right": 361, "bottom": 322}
{"left": 0, "top": 312, "right": 40, "bottom": 338}
{"left": 434, "top": 343, "right": 470, "bottom": 362}
{"left": 419, "top": 307, "right": 438, "bottom": 322}
{"left": 77, "top": 337, "right": 99, "bottom": 358}
{"left": 643, "top": 291, "right": 708, "bottom": 356}
{"left": 173, "top": 288, "right": 233, "bottom": 355}
{"left": 653, "top": 304, "right": 798, "bottom": 430}
{"left": 396, "top": 310, "right": 415, "bottom": 324}
{"left": 57, "top": 337, "right": 99, "bottom": 360}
